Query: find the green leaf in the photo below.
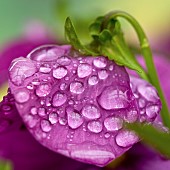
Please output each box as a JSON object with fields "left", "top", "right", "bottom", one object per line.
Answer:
{"left": 65, "top": 17, "right": 98, "bottom": 56}
{"left": 0, "top": 160, "right": 12, "bottom": 170}
{"left": 127, "top": 123, "right": 170, "bottom": 157}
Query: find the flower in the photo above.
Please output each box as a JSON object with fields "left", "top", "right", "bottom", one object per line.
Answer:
{"left": 6, "top": 44, "right": 161, "bottom": 167}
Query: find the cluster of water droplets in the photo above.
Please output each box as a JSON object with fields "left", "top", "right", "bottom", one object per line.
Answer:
{"left": 130, "top": 76, "right": 161, "bottom": 123}
{"left": 8, "top": 45, "right": 161, "bottom": 165}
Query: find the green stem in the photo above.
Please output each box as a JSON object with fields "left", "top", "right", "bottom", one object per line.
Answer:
{"left": 105, "top": 11, "right": 170, "bottom": 128}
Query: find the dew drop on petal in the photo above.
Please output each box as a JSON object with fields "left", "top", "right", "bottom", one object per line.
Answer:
{"left": 87, "top": 121, "right": 103, "bottom": 133}
{"left": 81, "top": 104, "right": 101, "bottom": 119}
{"left": 52, "top": 92, "right": 67, "bottom": 107}
{"left": 93, "top": 57, "right": 107, "bottom": 68}
{"left": 53, "top": 66, "right": 68, "bottom": 79}
{"left": 57, "top": 56, "right": 71, "bottom": 65}
{"left": 36, "top": 83, "right": 51, "bottom": 97}
{"left": 146, "top": 105, "right": 160, "bottom": 118}
{"left": 49, "top": 112, "right": 58, "bottom": 124}
{"left": 77, "top": 63, "right": 92, "bottom": 78}
{"left": 104, "top": 116, "right": 123, "bottom": 131}
{"left": 39, "top": 65, "right": 51, "bottom": 73}
{"left": 41, "top": 119, "right": 52, "bottom": 132}
{"left": 30, "top": 107, "right": 37, "bottom": 115}
{"left": 138, "top": 85, "right": 159, "bottom": 102}
{"left": 59, "top": 117, "right": 67, "bottom": 126}
{"left": 14, "top": 88, "right": 30, "bottom": 103}
{"left": 70, "top": 81, "right": 85, "bottom": 94}
{"left": 98, "top": 69, "right": 108, "bottom": 80}
{"left": 125, "top": 110, "right": 138, "bottom": 123}
{"left": 98, "top": 86, "right": 129, "bottom": 110}
{"left": 115, "top": 130, "right": 138, "bottom": 147}
{"left": 88, "top": 75, "right": 99, "bottom": 85}
{"left": 67, "top": 111, "right": 83, "bottom": 129}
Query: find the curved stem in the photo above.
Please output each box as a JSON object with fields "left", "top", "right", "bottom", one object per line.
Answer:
{"left": 105, "top": 11, "right": 170, "bottom": 128}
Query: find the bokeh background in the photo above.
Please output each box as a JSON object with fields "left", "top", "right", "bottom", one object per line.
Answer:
{"left": 0, "top": 0, "right": 170, "bottom": 49}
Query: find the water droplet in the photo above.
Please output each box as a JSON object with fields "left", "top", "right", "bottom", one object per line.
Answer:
{"left": 98, "top": 86, "right": 129, "bottom": 110}
{"left": 77, "top": 63, "right": 92, "bottom": 78}
{"left": 52, "top": 92, "right": 67, "bottom": 107}
{"left": 93, "top": 57, "right": 107, "bottom": 68}
{"left": 25, "top": 115, "right": 37, "bottom": 128}
{"left": 49, "top": 112, "right": 58, "bottom": 124}
{"left": 87, "top": 121, "right": 103, "bottom": 133}
{"left": 59, "top": 117, "right": 67, "bottom": 125}
{"left": 146, "top": 105, "right": 160, "bottom": 118}
{"left": 115, "top": 130, "right": 138, "bottom": 147}
{"left": 104, "top": 116, "right": 123, "bottom": 131}
{"left": 32, "top": 79, "right": 40, "bottom": 85}
{"left": 14, "top": 88, "right": 30, "bottom": 103}
{"left": 53, "top": 66, "right": 68, "bottom": 79}
{"left": 45, "top": 97, "right": 51, "bottom": 106}
{"left": 98, "top": 69, "right": 108, "bottom": 80}
{"left": 88, "top": 75, "right": 99, "bottom": 85}
{"left": 109, "top": 65, "right": 114, "bottom": 71}
{"left": 125, "top": 110, "right": 138, "bottom": 123}
{"left": 57, "top": 56, "right": 71, "bottom": 65}
{"left": 39, "top": 64, "right": 51, "bottom": 73}
{"left": 9, "top": 58, "right": 37, "bottom": 86}
{"left": 68, "top": 100, "right": 74, "bottom": 105}
{"left": 27, "top": 83, "right": 34, "bottom": 90}
{"left": 60, "top": 83, "right": 67, "bottom": 90}
{"left": 104, "top": 132, "right": 110, "bottom": 138}
{"left": 67, "top": 111, "right": 83, "bottom": 129}
{"left": 82, "top": 104, "right": 101, "bottom": 119}
{"left": 138, "top": 85, "right": 159, "bottom": 102}
{"left": 36, "top": 83, "right": 51, "bottom": 97}
{"left": 38, "top": 107, "right": 46, "bottom": 116}
{"left": 41, "top": 119, "right": 52, "bottom": 132}
{"left": 138, "top": 98, "right": 146, "bottom": 108}
{"left": 70, "top": 81, "right": 85, "bottom": 94}
{"left": 30, "top": 107, "right": 37, "bottom": 115}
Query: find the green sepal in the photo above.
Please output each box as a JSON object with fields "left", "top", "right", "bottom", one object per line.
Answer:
{"left": 127, "top": 123, "right": 170, "bottom": 158}
{"left": 0, "top": 160, "right": 12, "bottom": 170}
{"left": 65, "top": 17, "right": 98, "bottom": 56}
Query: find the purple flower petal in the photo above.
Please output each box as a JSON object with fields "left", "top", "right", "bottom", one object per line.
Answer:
{"left": 0, "top": 91, "right": 102, "bottom": 170}
{"left": 8, "top": 45, "right": 161, "bottom": 167}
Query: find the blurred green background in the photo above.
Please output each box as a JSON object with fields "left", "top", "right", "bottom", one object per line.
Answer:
{"left": 0, "top": 0, "right": 170, "bottom": 49}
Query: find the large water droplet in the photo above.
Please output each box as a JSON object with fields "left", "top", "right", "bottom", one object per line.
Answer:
{"left": 98, "top": 69, "right": 108, "bottom": 80}
{"left": 98, "top": 86, "right": 129, "bottom": 110}
{"left": 81, "top": 104, "right": 101, "bottom": 119}
{"left": 146, "top": 105, "right": 160, "bottom": 118}
{"left": 57, "top": 56, "right": 71, "bottom": 65}
{"left": 36, "top": 83, "right": 51, "bottom": 97}
{"left": 14, "top": 88, "right": 30, "bottom": 103}
{"left": 88, "top": 75, "right": 99, "bottom": 86}
{"left": 9, "top": 58, "right": 37, "bottom": 86}
{"left": 52, "top": 92, "right": 67, "bottom": 107}
{"left": 41, "top": 119, "right": 52, "bottom": 132}
{"left": 27, "top": 45, "right": 66, "bottom": 62}
{"left": 49, "top": 112, "right": 58, "bottom": 124}
{"left": 138, "top": 85, "right": 159, "bottom": 102}
{"left": 67, "top": 111, "right": 83, "bottom": 129}
{"left": 115, "top": 130, "right": 138, "bottom": 147}
{"left": 53, "top": 66, "right": 68, "bottom": 79}
{"left": 93, "top": 57, "right": 107, "bottom": 68}
{"left": 77, "top": 63, "right": 92, "bottom": 78}
{"left": 25, "top": 115, "right": 37, "bottom": 128}
{"left": 70, "top": 81, "right": 85, "bottom": 94}
{"left": 87, "top": 121, "right": 103, "bottom": 133}
{"left": 104, "top": 116, "right": 123, "bottom": 131}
